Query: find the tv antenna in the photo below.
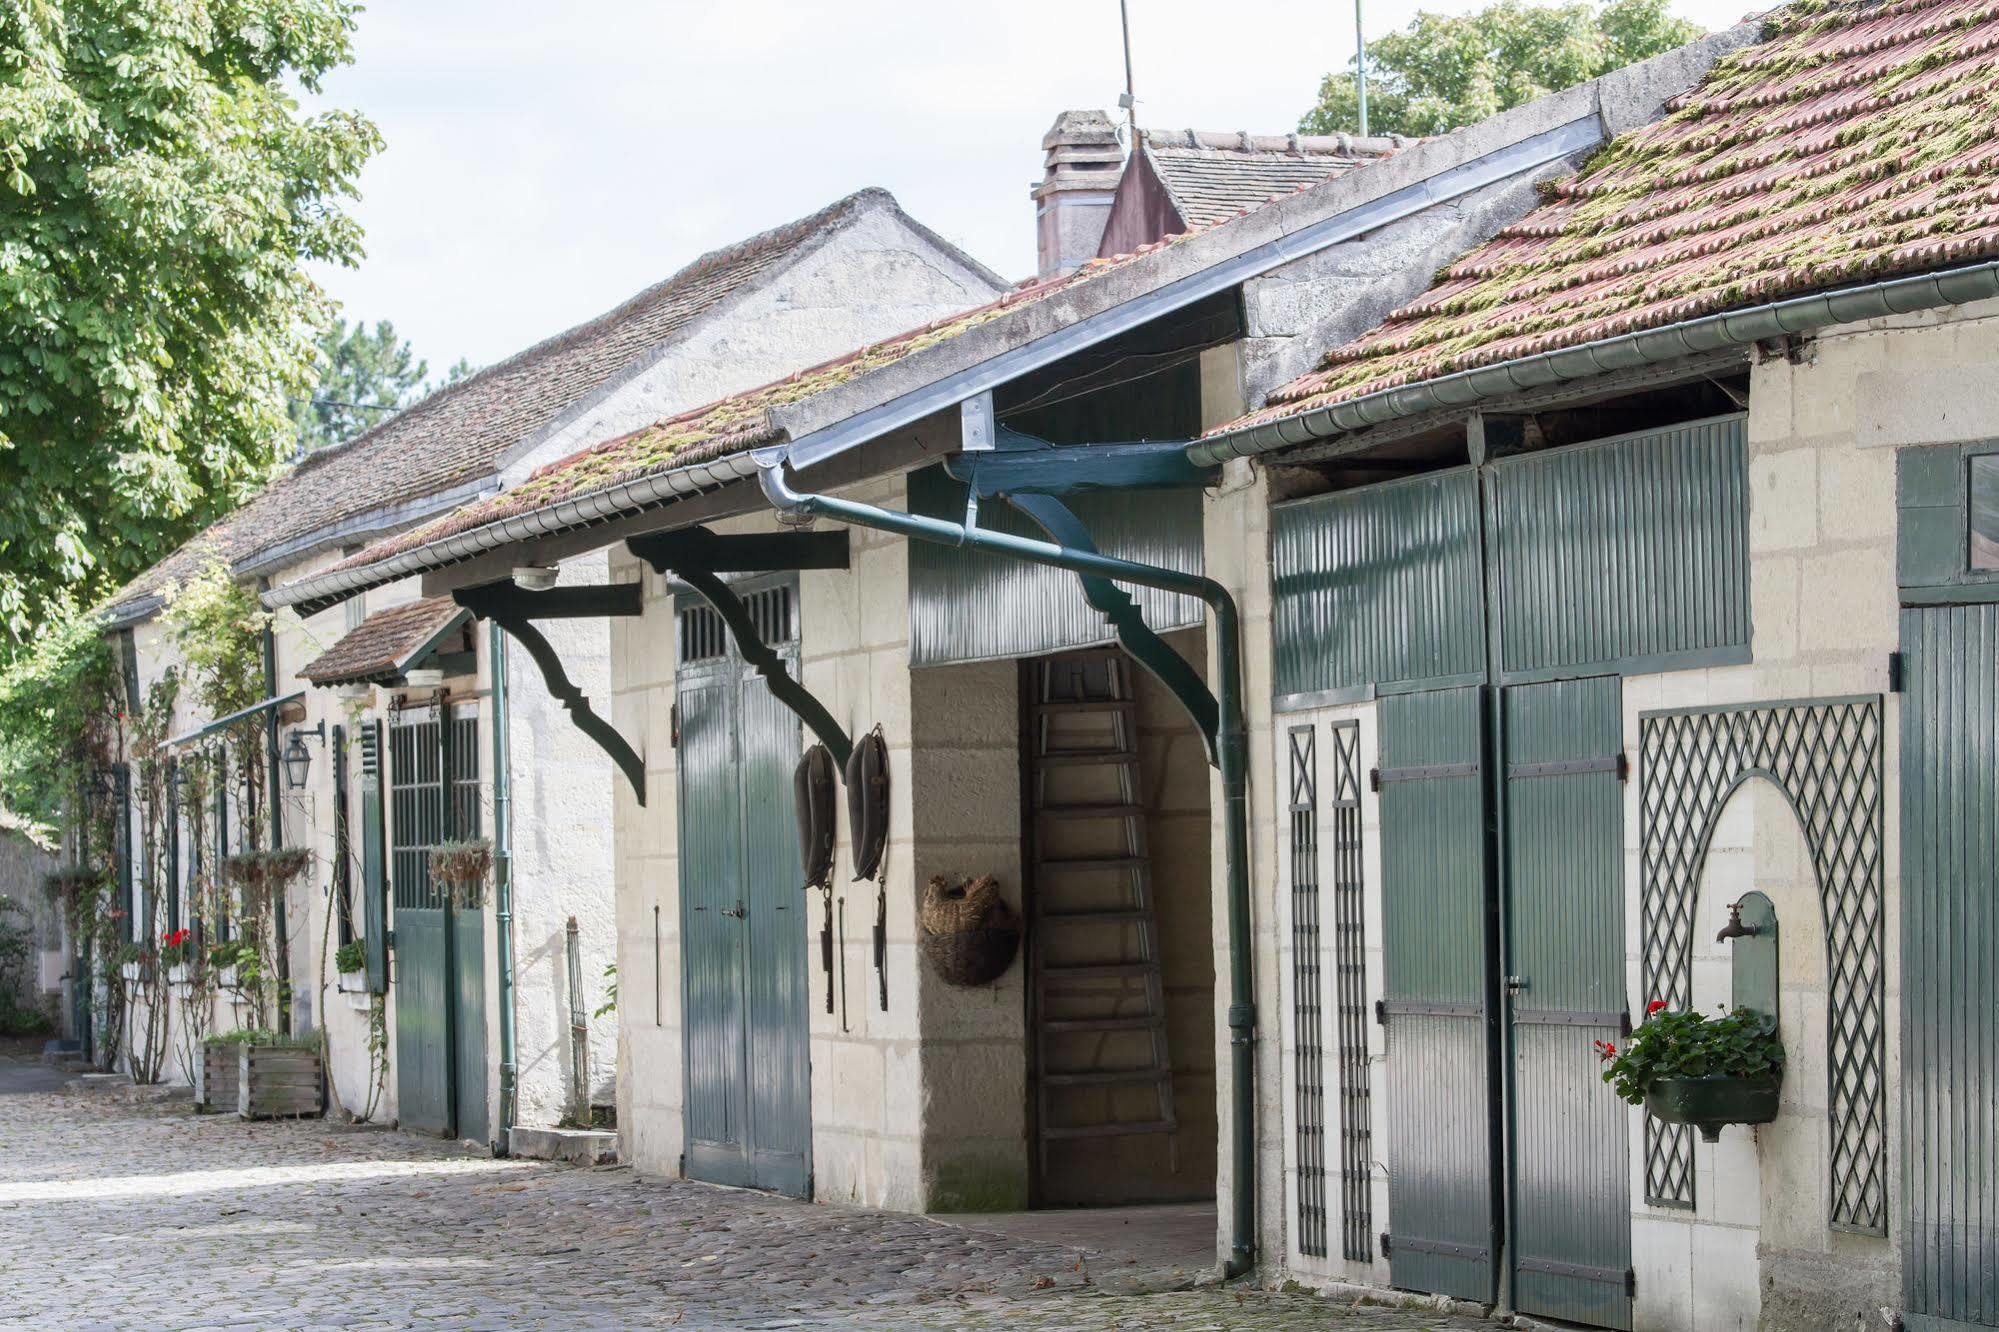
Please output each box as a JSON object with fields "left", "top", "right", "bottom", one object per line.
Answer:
{"left": 1118, "top": 0, "right": 1139, "bottom": 135}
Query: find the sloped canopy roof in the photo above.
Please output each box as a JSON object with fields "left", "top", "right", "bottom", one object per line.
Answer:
{"left": 299, "top": 597, "right": 470, "bottom": 686}
{"left": 1218, "top": 0, "right": 1999, "bottom": 440}
{"left": 103, "top": 189, "right": 939, "bottom": 625}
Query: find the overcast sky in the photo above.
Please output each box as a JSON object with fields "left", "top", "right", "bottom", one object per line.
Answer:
{"left": 308, "top": 0, "right": 1754, "bottom": 375}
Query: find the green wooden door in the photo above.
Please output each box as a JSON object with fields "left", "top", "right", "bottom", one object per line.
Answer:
{"left": 1501, "top": 678, "right": 1631, "bottom": 1328}
{"left": 1900, "top": 605, "right": 1999, "bottom": 1331}
{"left": 676, "top": 586, "right": 812, "bottom": 1197}
{"left": 1378, "top": 687, "right": 1496, "bottom": 1301}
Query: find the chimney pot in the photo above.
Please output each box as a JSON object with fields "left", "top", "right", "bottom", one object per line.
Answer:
{"left": 1032, "top": 109, "right": 1123, "bottom": 280}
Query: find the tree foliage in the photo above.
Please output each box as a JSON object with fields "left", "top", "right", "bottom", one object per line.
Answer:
{"left": 0, "top": 0, "right": 380, "bottom": 649}
{"left": 1300, "top": 0, "right": 1703, "bottom": 139}
{"left": 0, "top": 597, "right": 122, "bottom": 830}
{"left": 288, "top": 317, "right": 429, "bottom": 455}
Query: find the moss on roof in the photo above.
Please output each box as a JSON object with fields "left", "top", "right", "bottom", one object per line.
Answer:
{"left": 1225, "top": 0, "right": 1999, "bottom": 434}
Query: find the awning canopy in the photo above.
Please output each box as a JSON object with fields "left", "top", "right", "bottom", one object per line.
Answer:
{"left": 298, "top": 597, "right": 471, "bottom": 688}
{"left": 163, "top": 691, "right": 305, "bottom": 749}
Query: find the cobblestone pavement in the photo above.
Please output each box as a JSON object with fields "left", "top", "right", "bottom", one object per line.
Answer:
{"left": 0, "top": 1067, "right": 1495, "bottom": 1331}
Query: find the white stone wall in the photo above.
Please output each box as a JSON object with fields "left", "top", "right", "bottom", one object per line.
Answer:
{"left": 501, "top": 207, "right": 1004, "bottom": 488}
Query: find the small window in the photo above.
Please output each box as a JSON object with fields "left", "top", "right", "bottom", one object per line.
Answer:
{"left": 1971, "top": 454, "right": 1999, "bottom": 570}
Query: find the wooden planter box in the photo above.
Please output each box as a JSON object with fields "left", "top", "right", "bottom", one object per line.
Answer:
{"left": 197, "top": 1040, "right": 240, "bottom": 1113}
{"left": 237, "top": 1045, "right": 324, "bottom": 1120}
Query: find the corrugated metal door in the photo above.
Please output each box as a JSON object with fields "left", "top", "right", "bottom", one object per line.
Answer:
{"left": 678, "top": 661, "right": 750, "bottom": 1185}
{"left": 1900, "top": 605, "right": 1999, "bottom": 1331}
{"left": 360, "top": 722, "right": 388, "bottom": 994}
{"left": 1502, "top": 677, "right": 1631, "bottom": 1328}
{"left": 1378, "top": 687, "right": 1496, "bottom": 1301}
{"left": 677, "top": 584, "right": 812, "bottom": 1197}
{"left": 391, "top": 708, "right": 451, "bottom": 1136}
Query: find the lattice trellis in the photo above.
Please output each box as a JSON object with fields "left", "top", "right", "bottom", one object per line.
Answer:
{"left": 1637, "top": 696, "right": 1885, "bottom": 1233}
{"left": 1288, "top": 725, "right": 1328, "bottom": 1258}
{"left": 1326, "top": 722, "right": 1373, "bottom": 1265}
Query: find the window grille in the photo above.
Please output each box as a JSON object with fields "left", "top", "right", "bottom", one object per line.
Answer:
{"left": 1328, "top": 722, "right": 1373, "bottom": 1263}
{"left": 1289, "top": 725, "right": 1329, "bottom": 1259}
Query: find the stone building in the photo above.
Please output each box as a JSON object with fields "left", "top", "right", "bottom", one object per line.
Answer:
{"left": 89, "top": 190, "right": 1003, "bottom": 1147}
{"left": 266, "top": 2, "right": 1998, "bottom": 1329}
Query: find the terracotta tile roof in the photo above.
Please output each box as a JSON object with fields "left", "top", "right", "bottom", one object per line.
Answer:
{"left": 1226, "top": 0, "right": 1999, "bottom": 434}
{"left": 325, "top": 234, "right": 1201, "bottom": 575}
{"left": 103, "top": 190, "right": 906, "bottom": 622}
{"left": 298, "top": 597, "right": 467, "bottom": 685}
{"left": 1142, "top": 129, "right": 1410, "bottom": 228}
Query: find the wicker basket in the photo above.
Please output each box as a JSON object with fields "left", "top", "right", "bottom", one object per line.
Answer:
{"left": 919, "top": 876, "right": 1022, "bottom": 987}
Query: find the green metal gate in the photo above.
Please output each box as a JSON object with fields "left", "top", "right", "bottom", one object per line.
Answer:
{"left": 676, "top": 583, "right": 812, "bottom": 1197}
{"left": 1900, "top": 604, "right": 1999, "bottom": 1331}
{"left": 1501, "top": 678, "right": 1631, "bottom": 1328}
{"left": 389, "top": 702, "right": 486, "bottom": 1142}
{"left": 1378, "top": 687, "right": 1496, "bottom": 1301}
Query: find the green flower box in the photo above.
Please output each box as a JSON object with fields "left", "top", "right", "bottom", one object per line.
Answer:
{"left": 1644, "top": 1072, "right": 1781, "bottom": 1142}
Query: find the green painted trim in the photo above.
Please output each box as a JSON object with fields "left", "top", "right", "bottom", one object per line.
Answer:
{"left": 1006, "top": 492, "right": 1221, "bottom": 762}
{"left": 629, "top": 526, "right": 850, "bottom": 573}
{"left": 671, "top": 566, "right": 853, "bottom": 771}
{"left": 466, "top": 604, "right": 646, "bottom": 807}
{"left": 947, "top": 429, "right": 1214, "bottom": 496}
{"left": 1497, "top": 642, "right": 1752, "bottom": 688}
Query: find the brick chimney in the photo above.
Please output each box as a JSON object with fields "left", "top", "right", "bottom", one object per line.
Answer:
{"left": 1031, "top": 110, "right": 1123, "bottom": 280}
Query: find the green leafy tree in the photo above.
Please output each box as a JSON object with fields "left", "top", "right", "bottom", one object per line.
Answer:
{"left": 0, "top": 1, "right": 381, "bottom": 651}
{"left": 1301, "top": 0, "right": 1704, "bottom": 139}
{"left": 289, "top": 318, "right": 430, "bottom": 454}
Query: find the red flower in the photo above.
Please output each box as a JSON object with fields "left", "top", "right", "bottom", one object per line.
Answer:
{"left": 1594, "top": 1039, "right": 1617, "bottom": 1060}
{"left": 1647, "top": 999, "right": 1668, "bottom": 1015}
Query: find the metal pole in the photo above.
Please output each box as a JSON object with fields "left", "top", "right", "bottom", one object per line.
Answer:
{"left": 566, "top": 915, "right": 588, "bottom": 1127}
{"left": 757, "top": 458, "right": 1258, "bottom": 1278}
{"left": 1119, "top": 0, "right": 1139, "bottom": 133}
{"left": 1355, "top": 0, "right": 1370, "bottom": 138}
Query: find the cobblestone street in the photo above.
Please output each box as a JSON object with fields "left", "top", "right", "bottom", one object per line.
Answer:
{"left": 0, "top": 1060, "right": 1494, "bottom": 1331}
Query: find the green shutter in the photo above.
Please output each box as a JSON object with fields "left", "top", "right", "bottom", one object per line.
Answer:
{"left": 360, "top": 721, "right": 388, "bottom": 993}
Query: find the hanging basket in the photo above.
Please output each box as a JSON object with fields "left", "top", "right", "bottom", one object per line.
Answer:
{"left": 429, "top": 840, "right": 493, "bottom": 910}
{"left": 918, "top": 875, "right": 1021, "bottom": 987}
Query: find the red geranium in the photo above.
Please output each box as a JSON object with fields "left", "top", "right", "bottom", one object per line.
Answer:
{"left": 1647, "top": 999, "right": 1668, "bottom": 1015}
{"left": 1594, "top": 1039, "right": 1617, "bottom": 1060}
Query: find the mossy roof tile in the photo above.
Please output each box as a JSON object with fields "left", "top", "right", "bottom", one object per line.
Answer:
{"left": 1221, "top": 0, "right": 1999, "bottom": 436}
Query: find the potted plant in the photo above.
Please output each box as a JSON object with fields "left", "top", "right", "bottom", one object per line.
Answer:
{"left": 333, "top": 939, "right": 370, "bottom": 1009}
{"left": 1600, "top": 1001, "right": 1785, "bottom": 1142}
{"left": 160, "top": 928, "right": 194, "bottom": 982}
{"left": 199, "top": 1027, "right": 323, "bottom": 1119}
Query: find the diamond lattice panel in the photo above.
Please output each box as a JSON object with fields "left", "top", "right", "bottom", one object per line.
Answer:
{"left": 1637, "top": 697, "right": 1885, "bottom": 1234}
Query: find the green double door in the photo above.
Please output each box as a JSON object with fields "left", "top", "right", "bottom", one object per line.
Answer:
{"left": 389, "top": 703, "right": 487, "bottom": 1144}
{"left": 1899, "top": 605, "right": 1999, "bottom": 1331}
{"left": 675, "top": 587, "right": 812, "bottom": 1197}
{"left": 1378, "top": 678, "right": 1631, "bottom": 1327}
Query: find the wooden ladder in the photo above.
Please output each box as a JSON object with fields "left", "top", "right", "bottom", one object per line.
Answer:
{"left": 1028, "top": 650, "right": 1177, "bottom": 1179}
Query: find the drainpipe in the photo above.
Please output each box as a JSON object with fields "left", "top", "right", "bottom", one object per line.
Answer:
{"left": 262, "top": 622, "right": 292, "bottom": 1034}
{"left": 756, "top": 455, "right": 1259, "bottom": 1279}
{"left": 490, "top": 620, "right": 519, "bottom": 1153}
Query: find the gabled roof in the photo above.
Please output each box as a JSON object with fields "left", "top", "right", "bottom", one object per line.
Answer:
{"left": 299, "top": 598, "right": 470, "bottom": 686}
{"left": 103, "top": 189, "right": 958, "bottom": 624}
{"left": 1220, "top": 0, "right": 1999, "bottom": 440}
{"left": 1139, "top": 129, "right": 1411, "bottom": 229}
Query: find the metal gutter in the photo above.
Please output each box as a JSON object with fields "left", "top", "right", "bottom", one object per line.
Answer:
{"left": 491, "top": 620, "right": 519, "bottom": 1154}
{"left": 1194, "top": 256, "right": 1999, "bottom": 464}
{"left": 265, "top": 451, "right": 763, "bottom": 613}
{"left": 162, "top": 691, "right": 305, "bottom": 749}
{"left": 754, "top": 451, "right": 1261, "bottom": 1280}
{"left": 783, "top": 116, "right": 1601, "bottom": 472}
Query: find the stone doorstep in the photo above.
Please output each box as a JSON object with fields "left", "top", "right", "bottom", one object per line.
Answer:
{"left": 508, "top": 1125, "right": 620, "bottom": 1165}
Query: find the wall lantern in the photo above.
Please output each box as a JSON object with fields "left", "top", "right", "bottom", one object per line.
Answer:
{"left": 282, "top": 721, "right": 326, "bottom": 790}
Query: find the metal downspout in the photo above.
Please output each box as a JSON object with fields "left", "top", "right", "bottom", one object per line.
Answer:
{"left": 490, "top": 621, "right": 519, "bottom": 1153}
{"left": 262, "top": 623, "right": 293, "bottom": 1033}
{"left": 755, "top": 456, "right": 1259, "bottom": 1279}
